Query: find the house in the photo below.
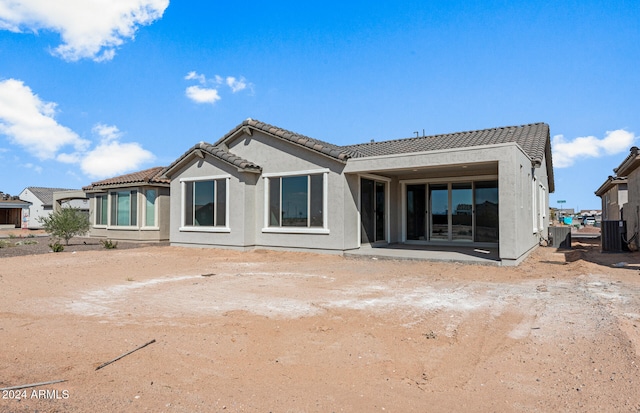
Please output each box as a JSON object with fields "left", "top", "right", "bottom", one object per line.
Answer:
{"left": 604, "top": 146, "right": 640, "bottom": 247}
{"left": 19, "top": 187, "right": 89, "bottom": 229}
{"left": 0, "top": 193, "right": 31, "bottom": 229}
{"left": 585, "top": 176, "right": 629, "bottom": 221}
{"left": 162, "top": 119, "right": 554, "bottom": 266}
{"left": 83, "top": 167, "right": 170, "bottom": 241}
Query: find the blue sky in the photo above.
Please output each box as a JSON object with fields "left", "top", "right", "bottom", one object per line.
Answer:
{"left": 0, "top": 0, "right": 638, "bottom": 210}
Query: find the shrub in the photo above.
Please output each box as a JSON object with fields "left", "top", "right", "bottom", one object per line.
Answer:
{"left": 23, "top": 240, "right": 38, "bottom": 245}
{"left": 100, "top": 239, "right": 118, "bottom": 249}
{"left": 38, "top": 208, "right": 90, "bottom": 246}
{"left": 49, "top": 241, "right": 64, "bottom": 252}
{"left": 0, "top": 240, "right": 10, "bottom": 248}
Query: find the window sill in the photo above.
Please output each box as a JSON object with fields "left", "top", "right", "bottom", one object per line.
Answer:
{"left": 179, "top": 226, "right": 231, "bottom": 233}
{"left": 93, "top": 225, "right": 107, "bottom": 229}
{"left": 141, "top": 226, "right": 160, "bottom": 231}
{"left": 262, "top": 227, "right": 330, "bottom": 235}
{"left": 107, "top": 226, "right": 140, "bottom": 230}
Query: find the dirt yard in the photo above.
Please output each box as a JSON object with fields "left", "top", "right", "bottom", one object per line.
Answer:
{"left": 1, "top": 238, "right": 640, "bottom": 412}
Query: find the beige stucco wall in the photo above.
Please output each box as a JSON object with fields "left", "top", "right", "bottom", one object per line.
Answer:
{"left": 344, "top": 142, "right": 551, "bottom": 265}
{"left": 625, "top": 169, "right": 640, "bottom": 246}
{"left": 600, "top": 184, "right": 627, "bottom": 221}
{"left": 169, "top": 130, "right": 350, "bottom": 252}
{"left": 87, "top": 186, "right": 169, "bottom": 242}
{"left": 167, "top": 134, "right": 552, "bottom": 265}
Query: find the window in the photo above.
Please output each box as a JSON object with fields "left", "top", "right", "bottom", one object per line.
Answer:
{"left": 95, "top": 195, "right": 108, "bottom": 225}
{"left": 532, "top": 177, "right": 538, "bottom": 233}
{"left": 182, "top": 178, "right": 227, "bottom": 228}
{"left": 269, "top": 174, "right": 323, "bottom": 227}
{"left": 145, "top": 189, "right": 157, "bottom": 227}
{"left": 264, "top": 170, "right": 328, "bottom": 233}
{"left": 532, "top": 176, "right": 546, "bottom": 233}
{"left": 111, "top": 190, "right": 137, "bottom": 226}
{"left": 539, "top": 184, "right": 546, "bottom": 231}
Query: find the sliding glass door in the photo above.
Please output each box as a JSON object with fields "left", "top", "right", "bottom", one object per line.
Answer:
{"left": 451, "top": 183, "right": 473, "bottom": 241}
{"left": 405, "top": 181, "right": 498, "bottom": 243}
{"left": 361, "top": 178, "right": 386, "bottom": 244}
{"left": 429, "top": 184, "right": 448, "bottom": 240}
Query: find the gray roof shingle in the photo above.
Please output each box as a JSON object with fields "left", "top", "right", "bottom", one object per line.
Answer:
{"left": 162, "top": 142, "right": 262, "bottom": 178}
{"left": 164, "top": 119, "right": 554, "bottom": 191}
{"left": 24, "top": 187, "right": 78, "bottom": 206}
{"left": 344, "top": 123, "right": 550, "bottom": 162}
{"left": 215, "top": 118, "right": 356, "bottom": 162}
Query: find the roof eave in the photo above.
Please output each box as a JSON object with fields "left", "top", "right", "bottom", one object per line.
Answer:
{"left": 162, "top": 146, "right": 262, "bottom": 178}
{"left": 614, "top": 147, "right": 640, "bottom": 177}
{"left": 214, "top": 120, "right": 350, "bottom": 164}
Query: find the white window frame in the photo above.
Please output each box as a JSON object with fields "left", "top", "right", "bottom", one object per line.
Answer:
{"left": 179, "top": 175, "right": 231, "bottom": 233}
{"left": 532, "top": 176, "right": 538, "bottom": 233}
{"left": 107, "top": 189, "right": 138, "bottom": 229}
{"left": 262, "top": 169, "right": 330, "bottom": 234}
{"left": 539, "top": 183, "right": 546, "bottom": 232}
{"left": 141, "top": 188, "right": 159, "bottom": 230}
{"left": 358, "top": 173, "right": 392, "bottom": 247}
{"left": 94, "top": 194, "right": 108, "bottom": 228}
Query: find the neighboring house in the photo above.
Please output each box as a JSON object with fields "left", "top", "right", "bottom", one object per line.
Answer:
{"left": 52, "top": 190, "right": 90, "bottom": 214}
{"left": 18, "top": 187, "right": 88, "bottom": 229}
{"left": 83, "top": 167, "right": 171, "bottom": 241}
{"left": 0, "top": 193, "right": 31, "bottom": 229}
{"left": 162, "top": 118, "right": 554, "bottom": 266}
{"left": 608, "top": 146, "right": 640, "bottom": 246}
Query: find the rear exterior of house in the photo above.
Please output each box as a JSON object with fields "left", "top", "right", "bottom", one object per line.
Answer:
{"left": 83, "top": 167, "right": 171, "bottom": 242}
{"left": 163, "top": 119, "right": 554, "bottom": 266}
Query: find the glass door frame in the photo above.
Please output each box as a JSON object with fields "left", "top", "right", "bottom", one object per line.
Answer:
{"left": 401, "top": 175, "right": 498, "bottom": 245}
{"left": 358, "top": 174, "right": 391, "bottom": 246}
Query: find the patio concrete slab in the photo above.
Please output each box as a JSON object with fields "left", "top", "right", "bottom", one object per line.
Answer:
{"left": 345, "top": 243, "right": 501, "bottom": 266}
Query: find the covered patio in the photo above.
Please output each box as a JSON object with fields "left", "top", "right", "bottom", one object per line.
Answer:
{"left": 345, "top": 242, "right": 501, "bottom": 266}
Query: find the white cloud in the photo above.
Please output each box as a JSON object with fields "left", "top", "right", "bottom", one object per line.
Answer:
{"left": 23, "top": 162, "right": 42, "bottom": 173}
{"left": 185, "top": 71, "right": 206, "bottom": 85}
{"left": 80, "top": 137, "right": 154, "bottom": 179}
{"left": 226, "top": 76, "right": 247, "bottom": 93}
{"left": 184, "top": 71, "right": 252, "bottom": 104}
{"left": 0, "top": 0, "right": 169, "bottom": 61}
{"left": 92, "top": 123, "right": 122, "bottom": 142}
{"left": 185, "top": 85, "right": 221, "bottom": 104}
{"left": 0, "top": 78, "right": 155, "bottom": 179}
{"left": 0, "top": 78, "right": 90, "bottom": 159}
{"left": 552, "top": 129, "right": 636, "bottom": 168}
{"left": 79, "top": 122, "right": 154, "bottom": 178}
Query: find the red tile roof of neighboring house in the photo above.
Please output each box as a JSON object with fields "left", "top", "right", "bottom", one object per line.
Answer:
{"left": 83, "top": 166, "right": 169, "bottom": 191}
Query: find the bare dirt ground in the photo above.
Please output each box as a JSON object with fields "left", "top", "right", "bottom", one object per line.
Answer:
{"left": 1, "top": 235, "right": 640, "bottom": 412}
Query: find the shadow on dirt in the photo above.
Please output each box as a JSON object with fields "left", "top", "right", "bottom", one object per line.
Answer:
{"left": 561, "top": 238, "right": 640, "bottom": 269}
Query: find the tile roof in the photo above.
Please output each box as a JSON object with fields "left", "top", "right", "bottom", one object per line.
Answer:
{"left": 595, "top": 176, "right": 627, "bottom": 197}
{"left": 215, "top": 118, "right": 356, "bottom": 162}
{"left": 83, "top": 166, "right": 170, "bottom": 190}
{"left": 0, "top": 193, "right": 31, "bottom": 207}
{"left": 165, "top": 119, "right": 554, "bottom": 191}
{"left": 345, "top": 122, "right": 554, "bottom": 192}
{"left": 23, "top": 187, "right": 78, "bottom": 206}
{"left": 343, "top": 123, "right": 550, "bottom": 164}
{"left": 613, "top": 146, "right": 640, "bottom": 177}
{"left": 162, "top": 142, "right": 262, "bottom": 178}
